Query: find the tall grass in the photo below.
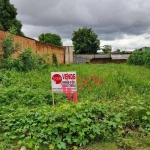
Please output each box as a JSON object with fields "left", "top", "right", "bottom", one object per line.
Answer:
{"left": 0, "top": 63, "right": 150, "bottom": 149}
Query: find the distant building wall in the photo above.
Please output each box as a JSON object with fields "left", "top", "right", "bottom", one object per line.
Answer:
{"left": 138, "top": 47, "right": 150, "bottom": 51}
{"left": 0, "top": 30, "right": 65, "bottom": 64}
{"left": 142, "top": 47, "right": 150, "bottom": 51}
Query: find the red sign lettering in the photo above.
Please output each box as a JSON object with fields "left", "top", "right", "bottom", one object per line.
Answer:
{"left": 62, "top": 74, "right": 76, "bottom": 80}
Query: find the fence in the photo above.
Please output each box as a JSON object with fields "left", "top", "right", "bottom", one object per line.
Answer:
{"left": 0, "top": 29, "right": 65, "bottom": 64}
{"left": 73, "top": 54, "right": 131, "bottom": 64}
{"left": 73, "top": 56, "right": 89, "bottom": 64}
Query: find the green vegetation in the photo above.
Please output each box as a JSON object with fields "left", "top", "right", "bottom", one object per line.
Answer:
{"left": 0, "top": 64, "right": 150, "bottom": 150}
{"left": 0, "top": 0, "right": 24, "bottom": 36}
{"left": 1, "top": 29, "right": 49, "bottom": 71}
{"left": 72, "top": 27, "right": 100, "bottom": 54}
{"left": 102, "top": 45, "right": 112, "bottom": 54}
{"left": 2, "top": 27, "right": 20, "bottom": 59}
{"left": 52, "top": 53, "right": 58, "bottom": 67}
{"left": 38, "top": 33, "right": 62, "bottom": 46}
{"left": 127, "top": 50, "right": 150, "bottom": 68}
{"left": 1, "top": 47, "right": 49, "bottom": 71}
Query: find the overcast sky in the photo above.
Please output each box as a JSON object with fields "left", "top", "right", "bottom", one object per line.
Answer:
{"left": 10, "top": 0, "right": 150, "bottom": 51}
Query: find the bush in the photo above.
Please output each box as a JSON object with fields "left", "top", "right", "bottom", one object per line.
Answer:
{"left": 2, "top": 27, "right": 20, "bottom": 59}
{"left": 127, "top": 50, "right": 150, "bottom": 68}
{"left": 0, "top": 102, "right": 110, "bottom": 149}
{"left": 1, "top": 27, "right": 50, "bottom": 71}
{"left": 127, "top": 51, "right": 145, "bottom": 65}
{"left": 17, "top": 48, "right": 40, "bottom": 71}
{"left": 143, "top": 50, "right": 150, "bottom": 68}
{"left": 1, "top": 57, "right": 15, "bottom": 69}
{"left": 52, "top": 53, "right": 58, "bottom": 66}
{"left": 1, "top": 47, "right": 50, "bottom": 71}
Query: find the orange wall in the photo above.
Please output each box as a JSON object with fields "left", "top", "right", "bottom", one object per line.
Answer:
{"left": 0, "top": 30, "right": 65, "bottom": 64}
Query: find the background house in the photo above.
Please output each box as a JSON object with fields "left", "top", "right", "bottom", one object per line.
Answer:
{"left": 138, "top": 46, "right": 150, "bottom": 51}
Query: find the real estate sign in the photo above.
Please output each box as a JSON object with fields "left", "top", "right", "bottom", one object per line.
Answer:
{"left": 51, "top": 72, "right": 77, "bottom": 93}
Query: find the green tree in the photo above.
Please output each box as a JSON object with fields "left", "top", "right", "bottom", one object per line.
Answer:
{"left": 72, "top": 27, "right": 100, "bottom": 54}
{"left": 38, "top": 33, "right": 62, "bottom": 46}
{"left": 116, "top": 49, "right": 120, "bottom": 53}
{"left": 102, "top": 45, "right": 112, "bottom": 54}
{"left": 0, "top": 0, "right": 24, "bottom": 36}
{"left": 2, "top": 27, "right": 20, "bottom": 58}
{"left": 0, "top": 0, "right": 24, "bottom": 35}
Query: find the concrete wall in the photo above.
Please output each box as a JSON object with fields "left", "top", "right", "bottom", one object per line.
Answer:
{"left": 90, "top": 58, "right": 111, "bottom": 64}
{"left": 91, "top": 58, "right": 127, "bottom": 64}
{"left": 0, "top": 30, "right": 65, "bottom": 64}
{"left": 111, "top": 54, "right": 130, "bottom": 60}
{"left": 74, "top": 54, "right": 130, "bottom": 64}
{"left": 73, "top": 54, "right": 110, "bottom": 64}
{"left": 64, "top": 46, "right": 73, "bottom": 64}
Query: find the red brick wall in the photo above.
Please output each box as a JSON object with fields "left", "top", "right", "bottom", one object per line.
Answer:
{"left": 0, "top": 30, "right": 65, "bottom": 64}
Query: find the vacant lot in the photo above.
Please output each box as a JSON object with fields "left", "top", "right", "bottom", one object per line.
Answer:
{"left": 0, "top": 64, "right": 150, "bottom": 150}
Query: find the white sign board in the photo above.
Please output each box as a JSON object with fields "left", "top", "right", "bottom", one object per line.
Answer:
{"left": 51, "top": 72, "right": 77, "bottom": 93}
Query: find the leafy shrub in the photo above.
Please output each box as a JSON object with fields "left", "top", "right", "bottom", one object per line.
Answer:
{"left": 1, "top": 47, "right": 50, "bottom": 71}
{"left": 16, "top": 47, "right": 40, "bottom": 71}
{"left": 127, "top": 51, "right": 145, "bottom": 65}
{"left": 143, "top": 50, "right": 150, "bottom": 68}
{"left": 1, "top": 98, "right": 150, "bottom": 149}
{"left": 1, "top": 57, "right": 15, "bottom": 69}
{"left": 0, "top": 102, "right": 109, "bottom": 149}
{"left": 2, "top": 27, "right": 20, "bottom": 59}
{"left": 128, "top": 50, "right": 150, "bottom": 68}
{"left": 1, "top": 27, "right": 50, "bottom": 72}
{"left": 52, "top": 53, "right": 58, "bottom": 66}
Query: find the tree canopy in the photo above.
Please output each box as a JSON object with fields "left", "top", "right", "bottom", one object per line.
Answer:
{"left": 102, "top": 45, "right": 112, "bottom": 54}
{"left": 38, "top": 33, "right": 62, "bottom": 46}
{"left": 0, "top": 0, "right": 24, "bottom": 36}
{"left": 72, "top": 27, "right": 100, "bottom": 54}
